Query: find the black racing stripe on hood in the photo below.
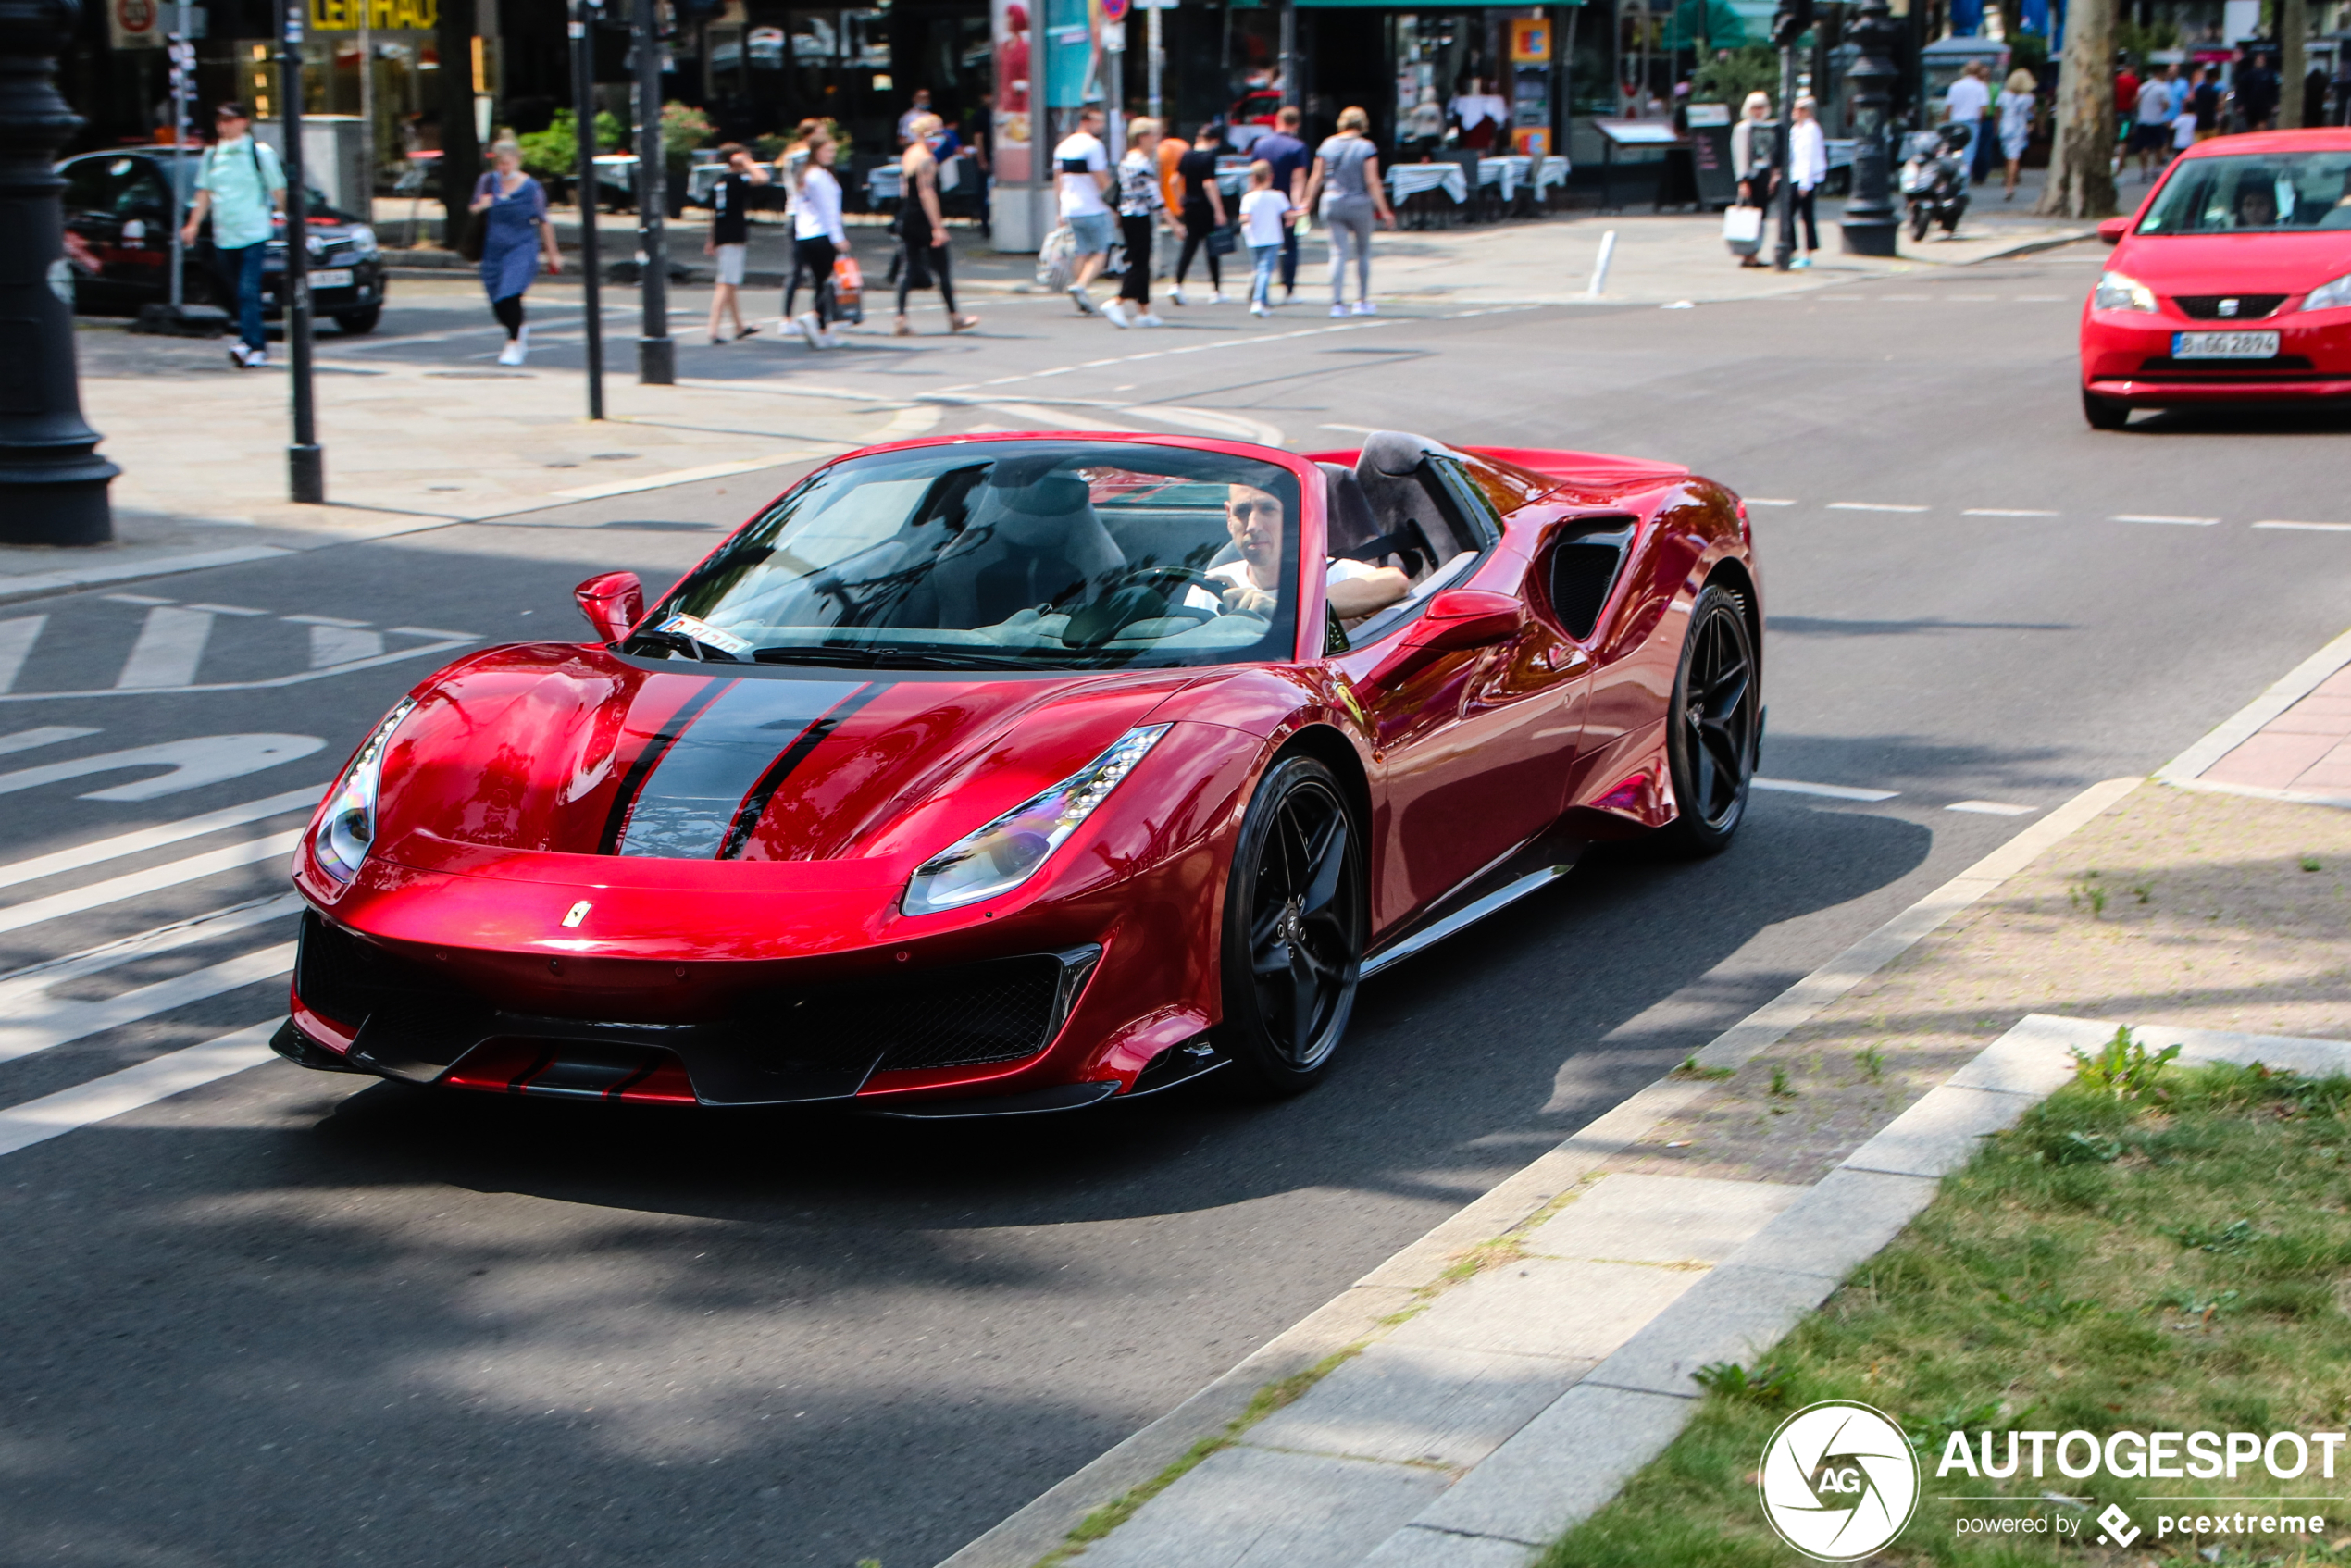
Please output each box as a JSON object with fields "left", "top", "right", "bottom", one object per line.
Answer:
{"left": 716, "top": 682, "right": 889, "bottom": 861}
{"left": 599, "top": 677, "right": 734, "bottom": 855}
{"left": 616, "top": 678, "right": 868, "bottom": 860}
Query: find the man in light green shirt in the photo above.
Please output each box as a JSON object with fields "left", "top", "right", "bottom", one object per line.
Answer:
{"left": 180, "top": 101, "right": 285, "bottom": 367}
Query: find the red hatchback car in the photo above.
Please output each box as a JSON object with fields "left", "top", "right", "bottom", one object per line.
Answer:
{"left": 2080, "top": 129, "right": 2351, "bottom": 428}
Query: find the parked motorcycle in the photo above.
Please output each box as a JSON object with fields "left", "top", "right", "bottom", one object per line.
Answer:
{"left": 1899, "top": 123, "right": 1972, "bottom": 243}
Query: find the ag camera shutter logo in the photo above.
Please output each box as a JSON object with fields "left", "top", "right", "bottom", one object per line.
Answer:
{"left": 1759, "top": 1400, "right": 1922, "bottom": 1560}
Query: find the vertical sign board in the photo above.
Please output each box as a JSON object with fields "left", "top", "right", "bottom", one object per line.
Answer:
{"left": 992, "top": 0, "right": 1033, "bottom": 185}
{"left": 1685, "top": 100, "right": 1737, "bottom": 205}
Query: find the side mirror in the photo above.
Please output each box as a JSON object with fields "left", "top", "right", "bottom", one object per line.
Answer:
{"left": 2097, "top": 217, "right": 2130, "bottom": 245}
{"left": 575, "top": 571, "right": 645, "bottom": 644}
{"left": 1412, "top": 590, "right": 1524, "bottom": 653}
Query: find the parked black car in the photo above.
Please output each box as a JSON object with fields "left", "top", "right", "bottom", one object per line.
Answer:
{"left": 59, "top": 148, "right": 389, "bottom": 334}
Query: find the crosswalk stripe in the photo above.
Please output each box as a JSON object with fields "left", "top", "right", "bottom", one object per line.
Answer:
{"left": 0, "top": 787, "right": 319, "bottom": 895}
{"left": 0, "top": 1020, "right": 281, "bottom": 1161}
{"left": 0, "top": 893, "right": 301, "bottom": 995}
{"left": 0, "top": 828, "right": 303, "bottom": 937}
{"left": 0, "top": 616, "right": 41, "bottom": 694}
{"left": 0, "top": 726, "right": 97, "bottom": 758}
{"left": 116, "top": 606, "right": 217, "bottom": 689}
{"left": 308, "top": 625, "right": 386, "bottom": 667}
{"left": 0, "top": 942, "right": 294, "bottom": 1066}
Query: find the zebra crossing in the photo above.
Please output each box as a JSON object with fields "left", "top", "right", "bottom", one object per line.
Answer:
{"left": 0, "top": 593, "right": 478, "bottom": 701}
{"left": 0, "top": 777, "right": 328, "bottom": 1162}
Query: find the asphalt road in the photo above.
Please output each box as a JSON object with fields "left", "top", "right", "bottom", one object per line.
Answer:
{"left": 6, "top": 246, "right": 2349, "bottom": 1568}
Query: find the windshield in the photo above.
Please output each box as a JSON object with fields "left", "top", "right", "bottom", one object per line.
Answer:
{"left": 2140, "top": 150, "right": 2351, "bottom": 234}
{"left": 634, "top": 440, "right": 1305, "bottom": 670}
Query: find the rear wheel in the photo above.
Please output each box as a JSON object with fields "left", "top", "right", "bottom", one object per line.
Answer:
{"left": 1657, "top": 583, "right": 1760, "bottom": 856}
{"left": 335, "top": 305, "right": 382, "bottom": 334}
{"left": 1909, "top": 204, "right": 1931, "bottom": 242}
{"left": 1216, "top": 754, "right": 1365, "bottom": 1097}
{"left": 2083, "top": 389, "right": 2131, "bottom": 430}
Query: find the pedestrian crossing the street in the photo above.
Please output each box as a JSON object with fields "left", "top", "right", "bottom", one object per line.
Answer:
{"left": 0, "top": 781, "right": 325, "bottom": 1162}
{"left": 0, "top": 596, "right": 478, "bottom": 701}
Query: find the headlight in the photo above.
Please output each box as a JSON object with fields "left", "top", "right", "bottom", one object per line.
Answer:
{"left": 2302, "top": 273, "right": 2351, "bottom": 312}
{"left": 312, "top": 698, "right": 414, "bottom": 883}
{"left": 902, "top": 726, "right": 1168, "bottom": 916}
{"left": 347, "top": 224, "right": 378, "bottom": 256}
{"left": 2092, "top": 271, "right": 2158, "bottom": 313}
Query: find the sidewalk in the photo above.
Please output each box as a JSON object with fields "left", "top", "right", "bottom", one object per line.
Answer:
{"left": 950, "top": 632, "right": 2351, "bottom": 1568}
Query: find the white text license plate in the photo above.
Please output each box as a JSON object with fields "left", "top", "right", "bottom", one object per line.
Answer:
{"left": 309, "top": 268, "right": 354, "bottom": 289}
{"left": 2172, "top": 330, "right": 2279, "bottom": 359}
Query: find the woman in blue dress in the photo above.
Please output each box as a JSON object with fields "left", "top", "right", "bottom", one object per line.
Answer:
{"left": 469, "top": 140, "right": 563, "bottom": 366}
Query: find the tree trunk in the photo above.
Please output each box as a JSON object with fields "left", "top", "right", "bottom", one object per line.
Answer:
{"left": 2279, "top": 0, "right": 2307, "bottom": 129}
{"left": 2037, "top": 0, "right": 2116, "bottom": 218}
{"left": 437, "top": 0, "right": 481, "bottom": 239}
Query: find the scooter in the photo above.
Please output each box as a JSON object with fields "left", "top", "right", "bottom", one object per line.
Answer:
{"left": 1899, "top": 122, "right": 1972, "bottom": 242}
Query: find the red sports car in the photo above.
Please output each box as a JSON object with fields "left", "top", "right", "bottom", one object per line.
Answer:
{"left": 273, "top": 431, "right": 1761, "bottom": 1114}
{"left": 2081, "top": 128, "right": 2351, "bottom": 428}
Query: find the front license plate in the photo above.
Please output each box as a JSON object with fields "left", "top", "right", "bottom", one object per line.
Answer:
{"left": 309, "top": 268, "right": 354, "bottom": 288}
{"left": 2172, "top": 330, "right": 2280, "bottom": 359}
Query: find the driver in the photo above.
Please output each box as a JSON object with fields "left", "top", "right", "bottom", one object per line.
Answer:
{"left": 2233, "top": 179, "right": 2279, "bottom": 229}
{"left": 1191, "top": 483, "right": 1410, "bottom": 627}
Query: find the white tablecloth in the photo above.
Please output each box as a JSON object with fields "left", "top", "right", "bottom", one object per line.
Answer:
{"left": 1534, "top": 155, "right": 1572, "bottom": 196}
{"left": 1388, "top": 163, "right": 1467, "bottom": 203}
{"left": 1476, "top": 155, "right": 1533, "bottom": 201}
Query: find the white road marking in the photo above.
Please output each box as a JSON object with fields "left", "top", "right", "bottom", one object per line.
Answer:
{"left": 115, "top": 605, "right": 216, "bottom": 689}
{"left": 1826, "top": 502, "right": 1929, "bottom": 514}
{"left": 101, "top": 594, "right": 174, "bottom": 607}
{"left": 387, "top": 626, "right": 479, "bottom": 640}
{"left": 2252, "top": 520, "right": 2351, "bottom": 533}
{"left": 0, "top": 788, "right": 319, "bottom": 895}
{"left": 308, "top": 625, "right": 386, "bottom": 668}
{"left": 1743, "top": 498, "right": 1797, "bottom": 507}
{"left": 1963, "top": 508, "right": 2059, "bottom": 517}
{"left": 0, "top": 1020, "right": 281, "bottom": 1161}
{"left": 0, "top": 894, "right": 300, "bottom": 995}
{"left": 0, "top": 829, "right": 304, "bottom": 937}
{"left": 0, "top": 726, "right": 97, "bottom": 758}
{"left": 0, "top": 635, "right": 478, "bottom": 703}
{"left": 282, "top": 614, "right": 370, "bottom": 628}
{"left": 1752, "top": 777, "right": 1899, "bottom": 801}
{"left": 931, "top": 319, "right": 1394, "bottom": 397}
{"left": 2112, "top": 513, "right": 2217, "bottom": 526}
{"left": 0, "top": 616, "right": 42, "bottom": 694}
{"left": 185, "top": 603, "right": 269, "bottom": 616}
{"left": 550, "top": 451, "right": 828, "bottom": 501}
{"left": 0, "top": 735, "right": 323, "bottom": 803}
{"left": 1132, "top": 405, "right": 1289, "bottom": 446}
{"left": 985, "top": 403, "right": 1152, "bottom": 433}
{"left": 1946, "top": 800, "right": 2037, "bottom": 815}
{"left": 0, "top": 942, "right": 295, "bottom": 1066}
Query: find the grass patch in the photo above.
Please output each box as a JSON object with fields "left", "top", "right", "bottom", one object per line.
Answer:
{"left": 1541, "top": 1052, "right": 2351, "bottom": 1568}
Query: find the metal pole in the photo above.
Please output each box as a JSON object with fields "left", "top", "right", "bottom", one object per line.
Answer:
{"left": 1278, "top": 0, "right": 1295, "bottom": 111}
{"left": 1106, "top": 23, "right": 1124, "bottom": 164}
{"left": 571, "top": 0, "right": 604, "bottom": 418}
{"left": 1838, "top": 0, "right": 1899, "bottom": 253}
{"left": 357, "top": 1, "right": 373, "bottom": 229}
{"left": 1147, "top": 0, "right": 1163, "bottom": 121}
{"left": 168, "top": 5, "right": 192, "bottom": 310}
{"left": 632, "top": 0, "right": 673, "bottom": 384}
{"left": 280, "top": 0, "right": 323, "bottom": 501}
{"left": 1773, "top": 41, "right": 1797, "bottom": 268}
{"left": 0, "top": 0, "right": 116, "bottom": 544}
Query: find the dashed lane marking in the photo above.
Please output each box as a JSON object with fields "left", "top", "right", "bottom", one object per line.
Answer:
{"left": 1826, "top": 502, "right": 1930, "bottom": 514}
{"left": 1963, "top": 508, "right": 2059, "bottom": 517}
{"left": 0, "top": 788, "right": 319, "bottom": 895}
{"left": 1743, "top": 499, "right": 1797, "bottom": 507}
{"left": 1946, "top": 800, "right": 2038, "bottom": 815}
{"left": 927, "top": 318, "right": 1395, "bottom": 397}
{"left": 1753, "top": 777, "right": 1900, "bottom": 802}
{"left": 2112, "top": 513, "right": 2218, "bottom": 526}
{"left": 2253, "top": 520, "right": 2351, "bottom": 533}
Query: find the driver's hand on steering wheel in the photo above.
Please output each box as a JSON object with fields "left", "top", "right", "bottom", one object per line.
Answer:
{"left": 1220, "top": 579, "right": 1277, "bottom": 616}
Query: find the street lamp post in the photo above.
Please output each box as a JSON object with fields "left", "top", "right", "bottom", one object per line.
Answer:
{"left": 1838, "top": 0, "right": 1899, "bottom": 255}
{"left": 571, "top": 0, "right": 605, "bottom": 419}
{"left": 279, "top": 0, "right": 324, "bottom": 502}
{"left": 0, "top": 0, "right": 117, "bottom": 545}
{"left": 632, "top": 0, "right": 673, "bottom": 385}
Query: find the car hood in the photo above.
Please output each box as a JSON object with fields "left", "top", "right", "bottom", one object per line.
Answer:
{"left": 2119, "top": 230, "right": 2351, "bottom": 296}
{"left": 367, "top": 642, "right": 1205, "bottom": 878}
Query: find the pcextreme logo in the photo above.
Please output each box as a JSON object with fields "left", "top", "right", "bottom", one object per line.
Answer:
{"left": 1759, "top": 1401, "right": 1922, "bottom": 1561}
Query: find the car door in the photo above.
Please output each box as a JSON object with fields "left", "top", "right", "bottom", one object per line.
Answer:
{"left": 106, "top": 162, "right": 176, "bottom": 300}
{"left": 59, "top": 156, "right": 132, "bottom": 308}
{"left": 1331, "top": 454, "right": 1590, "bottom": 936}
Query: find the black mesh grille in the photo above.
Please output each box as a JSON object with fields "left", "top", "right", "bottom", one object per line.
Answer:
{"left": 2172, "top": 294, "right": 2286, "bottom": 320}
{"left": 2137, "top": 354, "right": 2317, "bottom": 374}
{"left": 295, "top": 911, "right": 482, "bottom": 1026}
{"left": 752, "top": 956, "right": 1071, "bottom": 1074}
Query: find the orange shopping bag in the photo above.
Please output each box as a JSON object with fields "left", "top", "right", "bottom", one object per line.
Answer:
{"left": 831, "top": 255, "right": 865, "bottom": 323}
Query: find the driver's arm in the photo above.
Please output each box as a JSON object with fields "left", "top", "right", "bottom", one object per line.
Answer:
{"left": 1328, "top": 566, "right": 1409, "bottom": 620}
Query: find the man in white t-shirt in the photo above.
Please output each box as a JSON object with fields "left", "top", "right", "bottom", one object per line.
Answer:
{"left": 2133, "top": 71, "right": 2175, "bottom": 180}
{"left": 1187, "top": 484, "right": 1410, "bottom": 627}
{"left": 1053, "top": 106, "right": 1113, "bottom": 315}
{"left": 1943, "top": 62, "right": 1991, "bottom": 184}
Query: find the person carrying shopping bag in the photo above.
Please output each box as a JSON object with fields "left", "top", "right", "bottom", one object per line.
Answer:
{"left": 1238, "top": 159, "right": 1292, "bottom": 317}
{"left": 789, "top": 127, "right": 849, "bottom": 348}
{"left": 1300, "top": 106, "right": 1395, "bottom": 317}
{"left": 1726, "top": 91, "right": 1774, "bottom": 268}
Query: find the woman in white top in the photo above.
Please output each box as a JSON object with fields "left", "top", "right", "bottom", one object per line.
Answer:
{"left": 1788, "top": 96, "right": 1827, "bottom": 268}
{"left": 775, "top": 118, "right": 821, "bottom": 325}
{"left": 790, "top": 127, "right": 849, "bottom": 348}
{"left": 1998, "top": 69, "right": 2037, "bottom": 199}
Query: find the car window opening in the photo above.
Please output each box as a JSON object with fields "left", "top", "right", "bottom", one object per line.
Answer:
{"left": 2138, "top": 149, "right": 2351, "bottom": 236}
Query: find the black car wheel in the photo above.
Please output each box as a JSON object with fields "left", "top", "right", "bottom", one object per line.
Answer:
{"left": 1658, "top": 582, "right": 1759, "bottom": 856}
{"left": 1217, "top": 754, "right": 1365, "bottom": 1097}
{"left": 2083, "top": 389, "right": 2131, "bottom": 430}
{"left": 335, "top": 305, "right": 382, "bottom": 334}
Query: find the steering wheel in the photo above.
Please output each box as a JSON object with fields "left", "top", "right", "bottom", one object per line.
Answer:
{"left": 1062, "top": 566, "right": 1235, "bottom": 648}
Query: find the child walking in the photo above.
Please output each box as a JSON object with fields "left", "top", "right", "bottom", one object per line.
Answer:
{"left": 1238, "top": 160, "right": 1292, "bottom": 318}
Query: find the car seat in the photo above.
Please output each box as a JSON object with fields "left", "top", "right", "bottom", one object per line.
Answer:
{"left": 930, "top": 472, "right": 1126, "bottom": 629}
{"left": 1350, "top": 432, "right": 1455, "bottom": 577}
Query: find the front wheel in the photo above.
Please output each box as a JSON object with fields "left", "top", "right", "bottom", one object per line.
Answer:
{"left": 1215, "top": 754, "right": 1366, "bottom": 1098}
{"left": 1656, "top": 582, "right": 1760, "bottom": 856}
{"left": 2082, "top": 389, "right": 2131, "bottom": 430}
{"left": 1909, "top": 203, "right": 1932, "bottom": 242}
{"left": 335, "top": 305, "right": 382, "bottom": 334}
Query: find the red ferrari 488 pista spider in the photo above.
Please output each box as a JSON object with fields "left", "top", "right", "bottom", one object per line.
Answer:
{"left": 274, "top": 429, "right": 1762, "bottom": 1114}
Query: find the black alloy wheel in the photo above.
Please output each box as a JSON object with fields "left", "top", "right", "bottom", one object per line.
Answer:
{"left": 1659, "top": 582, "right": 1760, "bottom": 855}
{"left": 1217, "top": 754, "right": 1366, "bottom": 1097}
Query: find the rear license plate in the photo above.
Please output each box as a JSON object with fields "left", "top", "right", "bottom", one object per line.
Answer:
{"left": 309, "top": 268, "right": 354, "bottom": 288}
{"left": 2172, "top": 330, "right": 2279, "bottom": 359}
